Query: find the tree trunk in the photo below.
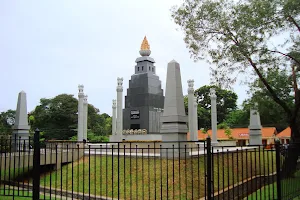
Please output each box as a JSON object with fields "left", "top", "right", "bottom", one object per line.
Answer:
{"left": 281, "top": 122, "right": 300, "bottom": 178}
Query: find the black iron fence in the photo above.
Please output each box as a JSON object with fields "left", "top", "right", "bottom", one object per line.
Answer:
{"left": 0, "top": 130, "right": 299, "bottom": 199}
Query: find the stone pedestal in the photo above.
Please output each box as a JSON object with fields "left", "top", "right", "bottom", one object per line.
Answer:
{"left": 160, "top": 60, "right": 189, "bottom": 158}
{"left": 109, "top": 134, "right": 122, "bottom": 142}
{"left": 160, "top": 134, "right": 189, "bottom": 158}
{"left": 12, "top": 91, "right": 30, "bottom": 151}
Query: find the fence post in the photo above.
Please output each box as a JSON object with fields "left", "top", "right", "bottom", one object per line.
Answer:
{"left": 206, "top": 136, "right": 212, "bottom": 200}
{"left": 33, "top": 129, "right": 41, "bottom": 200}
{"left": 275, "top": 139, "right": 281, "bottom": 200}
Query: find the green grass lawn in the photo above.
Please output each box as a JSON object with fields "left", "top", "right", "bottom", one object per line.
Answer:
{"left": 0, "top": 188, "right": 54, "bottom": 200}
{"left": 247, "top": 170, "right": 300, "bottom": 200}
{"left": 0, "top": 167, "right": 31, "bottom": 181}
{"left": 36, "top": 150, "right": 276, "bottom": 200}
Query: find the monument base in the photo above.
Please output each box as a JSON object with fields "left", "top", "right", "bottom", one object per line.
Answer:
{"left": 211, "top": 140, "right": 219, "bottom": 146}
{"left": 160, "top": 133, "right": 190, "bottom": 158}
{"left": 12, "top": 130, "right": 29, "bottom": 151}
{"left": 121, "top": 134, "right": 162, "bottom": 141}
{"left": 249, "top": 135, "right": 262, "bottom": 145}
{"left": 109, "top": 135, "right": 122, "bottom": 142}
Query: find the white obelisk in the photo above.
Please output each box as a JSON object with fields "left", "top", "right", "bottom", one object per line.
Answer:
{"left": 210, "top": 88, "right": 218, "bottom": 145}
{"left": 116, "top": 77, "right": 123, "bottom": 139}
{"left": 12, "top": 91, "right": 30, "bottom": 151}
{"left": 160, "top": 60, "right": 189, "bottom": 157}
{"left": 112, "top": 99, "right": 117, "bottom": 135}
{"left": 77, "top": 85, "right": 84, "bottom": 142}
{"left": 83, "top": 95, "right": 88, "bottom": 141}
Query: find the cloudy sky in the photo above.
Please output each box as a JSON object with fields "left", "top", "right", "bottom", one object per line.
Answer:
{"left": 0, "top": 0, "right": 247, "bottom": 115}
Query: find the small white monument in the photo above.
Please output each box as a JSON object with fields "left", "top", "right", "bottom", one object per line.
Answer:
{"left": 12, "top": 91, "right": 30, "bottom": 151}
{"left": 210, "top": 88, "right": 218, "bottom": 145}
{"left": 83, "top": 95, "right": 88, "bottom": 141}
{"left": 77, "top": 85, "right": 84, "bottom": 142}
{"left": 249, "top": 103, "right": 262, "bottom": 145}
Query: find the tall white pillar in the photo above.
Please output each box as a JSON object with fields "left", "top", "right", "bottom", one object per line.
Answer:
{"left": 192, "top": 97, "right": 199, "bottom": 141}
{"left": 116, "top": 77, "right": 123, "bottom": 138}
{"left": 187, "top": 79, "right": 196, "bottom": 141}
{"left": 210, "top": 88, "right": 218, "bottom": 145}
{"left": 77, "top": 85, "right": 84, "bottom": 142}
{"left": 83, "top": 95, "right": 88, "bottom": 141}
{"left": 249, "top": 103, "right": 262, "bottom": 145}
{"left": 112, "top": 99, "right": 117, "bottom": 135}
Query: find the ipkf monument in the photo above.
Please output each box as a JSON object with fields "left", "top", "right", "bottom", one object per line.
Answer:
{"left": 122, "top": 36, "right": 164, "bottom": 134}
{"left": 109, "top": 37, "right": 190, "bottom": 147}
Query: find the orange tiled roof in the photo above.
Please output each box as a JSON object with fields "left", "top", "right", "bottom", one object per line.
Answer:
{"left": 276, "top": 127, "right": 291, "bottom": 138}
{"left": 187, "top": 127, "right": 277, "bottom": 140}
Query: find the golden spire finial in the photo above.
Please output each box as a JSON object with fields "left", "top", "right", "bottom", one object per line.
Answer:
{"left": 140, "top": 36, "right": 150, "bottom": 51}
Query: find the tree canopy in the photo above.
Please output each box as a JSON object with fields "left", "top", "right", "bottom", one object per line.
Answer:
{"left": 172, "top": 0, "right": 300, "bottom": 136}
{"left": 0, "top": 110, "right": 16, "bottom": 136}
{"left": 20, "top": 94, "right": 111, "bottom": 141}
{"left": 184, "top": 85, "right": 238, "bottom": 129}
{"left": 172, "top": 0, "right": 300, "bottom": 176}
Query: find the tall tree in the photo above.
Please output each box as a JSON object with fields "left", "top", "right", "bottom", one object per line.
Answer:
{"left": 31, "top": 94, "right": 78, "bottom": 140}
{"left": 0, "top": 110, "right": 16, "bottom": 136}
{"left": 243, "top": 68, "right": 294, "bottom": 131}
{"left": 184, "top": 85, "right": 238, "bottom": 129}
{"left": 31, "top": 94, "right": 112, "bottom": 140}
{"left": 224, "top": 109, "right": 249, "bottom": 128}
{"left": 172, "top": 0, "right": 300, "bottom": 176}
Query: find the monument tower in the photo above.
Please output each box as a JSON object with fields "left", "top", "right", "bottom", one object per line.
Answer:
{"left": 123, "top": 36, "right": 164, "bottom": 134}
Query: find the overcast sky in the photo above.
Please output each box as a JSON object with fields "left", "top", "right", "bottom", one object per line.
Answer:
{"left": 0, "top": 0, "right": 248, "bottom": 115}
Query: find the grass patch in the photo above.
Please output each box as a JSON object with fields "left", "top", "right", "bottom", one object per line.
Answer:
{"left": 247, "top": 170, "right": 300, "bottom": 200}
{"left": 38, "top": 149, "right": 276, "bottom": 200}
{"left": 0, "top": 188, "right": 53, "bottom": 200}
{"left": 0, "top": 167, "right": 32, "bottom": 181}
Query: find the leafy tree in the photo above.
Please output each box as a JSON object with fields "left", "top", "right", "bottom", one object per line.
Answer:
{"left": 184, "top": 85, "right": 238, "bottom": 129}
{"left": 70, "top": 131, "right": 109, "bottom": 142}
{"left": 0, "top": 110, "right": 16, "bottom": 136}
{"left": 172, "top": 0, "right": 300, "bottom": 176}
{"left": 31, "top": 94, "right": 78, "bottom": 140}
{"left": 245, "top": 68, "right": 294, "bottom": 131}
{"left": 197, "top": 85, "right": 238, "bottom": 128}
{"left": 224, "top": 109, "right": 249, "bottom": 128}
{"left": 30, "top": 94, "right": 112, "bottom": 140}
{"left": 217, "top": 122, "right": 233, "bottom": 139}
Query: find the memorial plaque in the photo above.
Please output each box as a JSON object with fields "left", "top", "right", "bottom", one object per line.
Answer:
{"left": 130, "top": 110, "right": 140, "bottom": 119}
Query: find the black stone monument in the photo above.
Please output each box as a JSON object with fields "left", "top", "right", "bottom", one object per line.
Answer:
{"left": 123, "top": 37, "right": 164, "bottom": 134}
